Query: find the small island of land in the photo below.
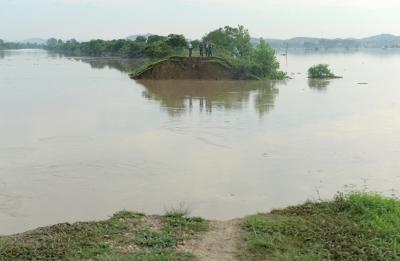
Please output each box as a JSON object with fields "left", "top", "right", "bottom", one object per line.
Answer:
{"left": 42, "top": 25, "right": 287, "bottom": 81}
{"left": 131, "top": 56, "right": 257, "bottom": 80}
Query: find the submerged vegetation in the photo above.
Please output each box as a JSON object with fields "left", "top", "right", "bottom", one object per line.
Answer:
{"left": 1, "top": 192, "right": 400, "bottom": 260}
{"left": 241, "top": 192, "right": 400, "bottom": 260}
{"left": 308, "top": 64, "right": 340, "bottom": 79}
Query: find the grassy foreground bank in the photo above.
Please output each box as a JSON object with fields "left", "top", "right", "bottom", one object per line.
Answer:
{"left": 0, "top": 211, "right": 207, "bottom": 261}
{"left": 1, "top": 192, "right": 400, "bottom": 260}
{"left": 241, "top": 192, "right": 400, "bottom": 260}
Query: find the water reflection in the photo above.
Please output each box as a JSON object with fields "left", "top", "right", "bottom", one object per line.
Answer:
{"left": 73, "top": 57, "right": 143, "bottom": 73}
{"left": 0, "top": 51, "right": 4, "bottom": 59}
{"left": 138, "top": 80, "right": 280, "bottom": 117}
{"left": 66, "top": 57, "right": 281, "bottom": 116}
{"left": 308, "top": 79, "right": 331, "bottom": 92}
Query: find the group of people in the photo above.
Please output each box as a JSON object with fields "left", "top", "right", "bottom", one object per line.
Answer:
{"left": 188, "top": 42, "right": 213, "bottom": 57}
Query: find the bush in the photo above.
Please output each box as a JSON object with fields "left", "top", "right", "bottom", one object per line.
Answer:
{"left": 231, "top": 39, "right": 286, "bottom": 80}
{"left": 308, "top": 64, "right": 337, "bottom": 79}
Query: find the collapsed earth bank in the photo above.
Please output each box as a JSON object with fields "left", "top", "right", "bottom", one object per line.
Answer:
{"left": 131, "top": 56, "right": 256, "bottom": 80}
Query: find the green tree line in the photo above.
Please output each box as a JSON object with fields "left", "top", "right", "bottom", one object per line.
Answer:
{"left": 45, "top": 34, "right": 188, "bottom": 59}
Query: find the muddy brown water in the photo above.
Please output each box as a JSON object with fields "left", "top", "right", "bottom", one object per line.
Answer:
{"left": 1, "top": 49, "right": 400, "bottom": 235}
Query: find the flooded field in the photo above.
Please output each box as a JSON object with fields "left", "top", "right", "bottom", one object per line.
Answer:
{"left": 1, "top": 49, "right": 400, "bottom": 235}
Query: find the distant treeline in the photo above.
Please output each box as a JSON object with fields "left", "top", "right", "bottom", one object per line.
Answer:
{"left": 44, "top": 35, "right": 188, "bottom": 58}
{"left": 265, "top": 38, "right": 360, "bottom": 50}
{"left": 264, "top": 34, "right": 400, "bottom": 50}
{"left": 44, "top": 25, "right": 260, "bottom": 60}
{"left": 0, "top": 39, "right": 42, "bottom": 50}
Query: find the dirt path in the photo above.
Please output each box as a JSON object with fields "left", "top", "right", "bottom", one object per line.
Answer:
{"left": 182, "top": 219, "right": 241, "bottom": 261}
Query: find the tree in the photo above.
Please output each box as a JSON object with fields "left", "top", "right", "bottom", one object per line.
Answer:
{"left": 191, "top": 40, "right": 200, "bottom": 49}
{"left": 143, "top": 41, "right": 174, "bottom": 58}
{"left": 166, "top": 34, "right": 187, "bottom": 48}
{"left": 230, "top": 25, "right": 252, "bottom": 57}
{"left": 203, "top": 25, "right": 251, "bottom": 57}
{"left": 142, "top": 34, "right": 185, "bottom": 58}
{"left": 232, "top": 39, "right": 285, "bottom": 80}
{"left": 46, "top": 38, "right": 58, "bottom": 49}
{"left": 147, "top": 35, "right": 167, "bottom": 45}
{"left": 135, "top": 36, "right": 147, "bottom": 43}
{"left": 63, "top": 39, "right": 79, "bottom": 54}
{"left": 120, "top": 41, "right": 145, "bottom": 58}
{"left": 249, "top": 39, "right": 280, "bottom": 78}
{"left": 109, "top": 39, "right": 127, "bottom": 55}
{"left": 203, "top": 27, "right": 232, "bottom": 53}
{"left": 86, "top": 40, "right": 106, "bottom": 56}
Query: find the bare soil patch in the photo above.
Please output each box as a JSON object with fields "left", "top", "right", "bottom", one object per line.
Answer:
{"left": 180, "top": 219, "right": 241, "bottom": 261}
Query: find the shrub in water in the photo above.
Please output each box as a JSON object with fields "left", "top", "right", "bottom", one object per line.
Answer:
{"left": 308, "top": 64, "right": 336, "bottom": 79}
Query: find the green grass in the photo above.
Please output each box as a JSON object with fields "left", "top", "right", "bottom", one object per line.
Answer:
{"left": 240, "top": 192, "right": 400, "bottom": 260}
{"left": 164, "top": 210, "right": 208, "bottom": 240}
{"left": 98, "top": 250, "right": 195, "bottom": 261}
{"left": 131, "top": 251, "right": 195, "bottom": 261}
{"left": 135, "top": 229, "right": 177, "bottom": 249}
{"left": 0, "top": 210, "right": 207, "bottom": 261}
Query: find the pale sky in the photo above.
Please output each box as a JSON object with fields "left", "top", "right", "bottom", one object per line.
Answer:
{"left": 1, "top": 0, "right": 400, "bottom": 41}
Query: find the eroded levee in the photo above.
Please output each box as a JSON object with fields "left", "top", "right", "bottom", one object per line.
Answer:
{"left": 132, "top": 57, "right": 239, "bottom": 80}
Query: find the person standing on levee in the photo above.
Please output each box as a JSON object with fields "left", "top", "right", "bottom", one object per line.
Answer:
{"left": 188, "top": 43, "right": 193, "bottom": 57}
{"left": 199, "top": 43, "right": 204, "bottom": 57}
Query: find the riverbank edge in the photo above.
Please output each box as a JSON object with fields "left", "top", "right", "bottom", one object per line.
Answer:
{"left": 1, "top": 192, "right": 400, "bottom": 260}
{"left": 129, "top": 56, "right": 260, "bottom": 80}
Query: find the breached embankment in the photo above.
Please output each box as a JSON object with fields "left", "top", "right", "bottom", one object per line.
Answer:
{"left": 131, "top": 56, "right": 253, "bottom": 80}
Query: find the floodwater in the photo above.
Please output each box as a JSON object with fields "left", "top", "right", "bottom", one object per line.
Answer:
{"left": 1, "top": 49, "right": 400, "bottom": 235}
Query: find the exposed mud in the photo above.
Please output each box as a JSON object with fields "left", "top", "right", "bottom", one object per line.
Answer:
{"left": 132, "top": 57, "right": 243, "bottom": 80}
{"left": 179, "top": 219, "right": 241, "bottom": 261}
